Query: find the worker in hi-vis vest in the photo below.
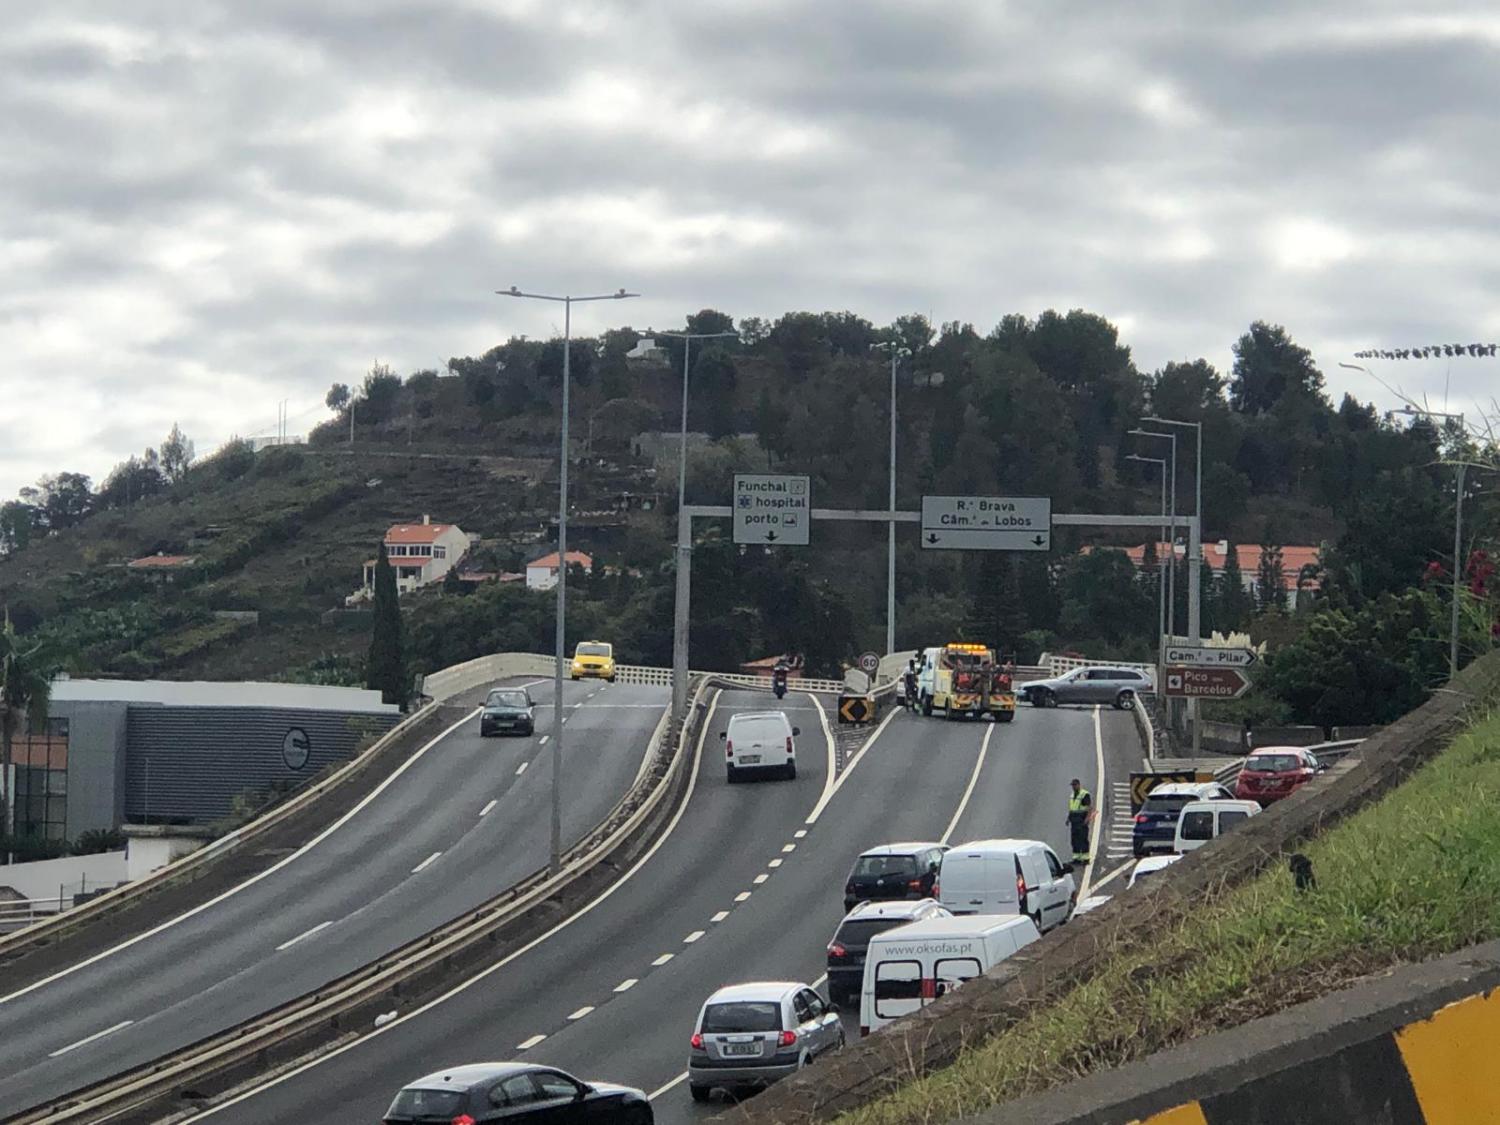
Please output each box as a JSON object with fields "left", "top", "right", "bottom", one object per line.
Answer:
{"left": 1067, "top": 778, "right": 1093, "bottom": 865}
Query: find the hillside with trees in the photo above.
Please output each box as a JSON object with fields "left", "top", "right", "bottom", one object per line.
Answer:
{"left": 2, "top": 309, "right": 1495, "bottom": 728}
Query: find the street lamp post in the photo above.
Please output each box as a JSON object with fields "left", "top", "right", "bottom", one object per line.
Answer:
{"left": 1144, "top": 416, "right": 1205, "bottom": 749}
{"left": 1127, "top": 453, "right": 1169, "bottom": 706}
{"left": 653, "top": 327, "right": 738, "bottom": 724}
{"left": 875, "top": 342, "right": 911, "bottom": 657}
{"left": 496, "top": 286, "right": 638, "bottom": 874}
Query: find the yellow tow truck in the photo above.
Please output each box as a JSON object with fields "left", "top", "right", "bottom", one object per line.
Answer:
{"left": 917, "top": 642, "right": 1016, "bottom": 722}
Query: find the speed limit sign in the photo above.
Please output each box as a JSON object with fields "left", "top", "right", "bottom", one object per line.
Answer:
{"left": 857, "top": 651, "right": 880, "bottom": 675}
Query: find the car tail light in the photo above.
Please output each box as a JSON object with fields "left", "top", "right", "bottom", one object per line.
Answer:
{"left": 828, "top": 942, "right": 847, "bottom": 959}
{"left": 907, "top": 879, "right": 923, "bottom": 891}
{"left": 786, "top": 736, "right": 793, "bottom": 753}
{"left": 726, "top": 740, "right": 733, "bottom": 758}
{"left": 690, "top": 1032, "right": 704, "bottom": 1050}
{"left": 779, "top": 1030, "right": 797, "bottom": 1047}
{"left": 932, "top": 878, "right": 940, "bottom": 897}
{"left": 453, "top": 1116, "right": 477, "bottom": 1125}
{"left": 1016, "top": 873, "right": 1027, "bottom": 904}
{"left": 1134, "top": 814, "right": 1149, "bottom": 824}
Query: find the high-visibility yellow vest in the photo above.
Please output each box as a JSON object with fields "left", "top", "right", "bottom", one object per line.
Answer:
{"left": 1069, "top": 790, "right": 1091, "bottom": 814}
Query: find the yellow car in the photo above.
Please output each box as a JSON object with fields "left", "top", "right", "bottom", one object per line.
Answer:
{"left": 570, "top": 640, "right": 617, "bottom": 682}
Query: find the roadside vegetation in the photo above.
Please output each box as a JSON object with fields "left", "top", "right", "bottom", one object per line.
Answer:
{"left": 838, "top": 701, "right": 1500, "bottom": 1125}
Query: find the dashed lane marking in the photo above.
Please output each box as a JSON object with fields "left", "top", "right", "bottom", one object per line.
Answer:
{"left": 516, "top": 762, "right": 529, "bottom": 775}
{"left": 753, "top": 874, "right": 768, "bottom": 884}
{"left": 411, "top": 851, "right": 441, "bottom": 874}
{"left": 568, "top": 1006, "right": 594, "bottom": 1021}
{"left": 652, "top": 953, "right": 674, "bottom": 966}
{"left": 49, "top": 1020, "right": 133, "bottom": 1058}
{"left": 540, "top": 736, "right": 550, "bottom": 745}
{"left": 275, "top": 920, "right": 333, "bottom": 952}
{"left": 649, "top": 1073, "right": 689, "bottom": 1101}
{"left": 517, "top": 1034, "right": 546, "bottom": 1050}
{"left": 794, "top": 829, "right": 807, "bottom": 838}
{"left": 782, "top": 844, "right": 796, "bottom": 853}
{"left": 710, "top": 911, "right": 729, "bottom": 923}
{"left": 684, "top": 930, "right": 705, "bottom": 944}
{"left": 480, "top": 799, "right": 498, "bottom": 816}
{"left": 768, "top": 859, "right": 782, "bottom": 868}
{"left": 734, "top": 891, "right": 751, "bottom": 902}
{"left": 614, "top": 979, "right": 638, "bottom": 993}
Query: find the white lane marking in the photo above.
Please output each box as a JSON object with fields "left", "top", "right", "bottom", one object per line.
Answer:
{"left": 941, "top": 724, "right": 994, "bottom": 844}
{"left": 734, "top": 891, "right": 751, "bottom": 902}
{"left": 710, "top": 911, "right": 729, "bottom": 923}
{"left": 411, "top": 852, "right": 442, "bottom": 874}
{"left": 652, "top": 953, "right": 675, "bottom": 966}
{"left": 274, "top": 920, "right": 333, "bottom": 952}
{"left": 520, "top": 679, "right": 551, "bottom": 689}
{"left": 540, "top": 735, "right": 550, "bottom": 745}
{"left": 568, "top": 1006, "right": 594, "bottom": 1021}
{"left": 561, "top": 716, "right": 568, "bottom": 724}
{"left": 1077, "top": 706, "right": 1107, "bottom": 901}
{"left": 614, "top": 978, "right": 638, "bottom": 993}
{"left": 805, "top": 702, "right": 897, "bottom": 824}
{"left": 684, "top": 930, "right": 705, "bottom": 944}
{"left": 48, "top": 1019, "right": 133, "bottom": 1058}
{"left": 649, "top": 1072, "right": 688, "bottom": 1101}
{"left": 753, "top": 874, "right": 768, "bottom": 885}
{"left": 0, "top": 706, "right": 482, "bottom": 1008}
{"left": 193, "top": 693, "right": 720, "bottom": 1118}
{"left": 794, "top": 829, "right": 807, "bottom": 838}
{"left": 480, "top": 799, "right": 498, "bottom": 817}
{"left": 516, "top": 761, "right": 529, "bottom": 775}
{"left": 1089, "top": 860, "right": 1134, "bottom": 895}
{"left": 782, "top": 844, "right": 796, "bottom": 853}
{"left": 517, "top": 1034, "right": 546, "bottom": 1050}
{"left": 768, "top": 859, "right": 783, "bottom": 868}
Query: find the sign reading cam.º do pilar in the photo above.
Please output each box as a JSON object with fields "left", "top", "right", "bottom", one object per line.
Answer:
{"left": 733, "top": 474, "right": 811, "bottom": 545}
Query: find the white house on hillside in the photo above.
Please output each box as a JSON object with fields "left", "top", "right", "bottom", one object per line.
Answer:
{"left": 362, "top": 516, "right": 470, "bottom": 595}
{"left": 526, "top": 551, "right": 593, "bottom": 591}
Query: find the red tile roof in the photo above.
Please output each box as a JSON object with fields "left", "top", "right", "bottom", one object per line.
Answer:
{"left": 528, "top": 551, "right": 593, "bottom": 570}
{"left": 128, "top": 554, "right": 196, "bottom": 569}
{"left": 385, "top": 522, "right": 453, "bottom": 544}
{"left": 1116, "top": 542, "right": 1321, "bottom": 591}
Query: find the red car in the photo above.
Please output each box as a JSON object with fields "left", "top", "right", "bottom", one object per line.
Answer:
{"left": 1234, "top": 747, "right": 1326, "bottom": 805}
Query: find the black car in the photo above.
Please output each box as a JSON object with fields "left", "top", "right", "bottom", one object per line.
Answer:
{"left": 384, "top": 1063, "right": 652, "bottom": 1125}
{"left": 480, "top": 688, "right": 535, "bottom": 737}
{"left": 842, "top": 842, "right": 947, "bottom": 911}
{"left": 826, "top": 899, "right": 950, "bottom": 1005}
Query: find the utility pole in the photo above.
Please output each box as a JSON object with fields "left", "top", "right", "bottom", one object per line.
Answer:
{"left": 875, "top": 341, "right": 911, "bottom": 656}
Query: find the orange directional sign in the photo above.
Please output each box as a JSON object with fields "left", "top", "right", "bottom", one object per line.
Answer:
{"left": 1163, "top": 665, "right": 1251, "bottom": 699}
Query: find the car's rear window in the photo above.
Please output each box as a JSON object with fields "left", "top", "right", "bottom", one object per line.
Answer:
{"left": 853, "top": 855, "right": 918, "bottom": 878}
{"left": 487, "top": 691, "right": 529, "bottom": 708}
{"left": 387, "top": 1089, "right": 466, "bottom": 1119}
{"left": 834, "top": 918, "right": 904, "bottom": 948}
{"left": 577, "top": 643, "right": 611, "bottom": 657}
{"left": 1180, "top": 810, "right": 1215, "bottom": 840}
{"left": 702, "top": 1001, "right": 782, "bottom": 1032}
{"left": 729, "top": 717, "right": 787, "bottom": 741}
{"left": 1246, "top": 754, "right": 1301, "bottom": 773}
{"left": 1142, "top": 794, "right": 1192, "bottom": 815}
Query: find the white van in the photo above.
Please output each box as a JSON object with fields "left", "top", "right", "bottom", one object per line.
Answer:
{"left": 937, "top": 839, "right": 1076, "bottom": 931}
{"left": 721, "top": 711, "right": 799, "bottom": 783}
{"left": 859, "top": 914, "right": 1039, "bottom": 1036}
{"left": 1172, "top": 799, "right": 1261, "bottom": 853}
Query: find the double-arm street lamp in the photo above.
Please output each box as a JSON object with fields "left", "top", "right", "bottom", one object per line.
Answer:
{"left": 652, "top": 327, "right": 739, "bottom": 722}
{"left": 496, "top": 286, "right": 638, "bottom": 874}
{"left": 875, "top": 341, "right": 911, "bottom": 657}
{"left": 1126, "top": 452, "right": 1169, "bottom": 696}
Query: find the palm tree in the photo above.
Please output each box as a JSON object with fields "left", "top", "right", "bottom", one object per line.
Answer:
{"left": 1, "top": 609, "right": 54, "bottom": 845}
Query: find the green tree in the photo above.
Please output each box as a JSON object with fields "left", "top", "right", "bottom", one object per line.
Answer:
{"left": 325, "top": 383, "right": 351, "bottom": 412}
{"left": 0, "top": 501, "right": 35, "bottom": 555}
{"left": 360, "top": 364, "right": 403, "bottom": 423}
{"left": 1218, "top": 544, "right": 1255, "bottom": 630}
{"left": 1058, "top": 549, "right": 1154, "bottom": 648}
{"left": 1229, "top": 321, "right": 1325, "bottom": 415}
{"left": 160, "top": 424, "right": 194, "bottom": 483}
{"left": 34, "top": 472, "right": 93, "bottom": 530}
{"left": 1256, "top": 536, "right": 1286, "bottom": 614}
{"left": 1, "top": 611, "right": 55, "bottom": 840}
{"left": 1203, "top": 463, "right": 1250, "bottom": 532}
{"left": 366, "top": 544, "right": 408, "bottom": 706}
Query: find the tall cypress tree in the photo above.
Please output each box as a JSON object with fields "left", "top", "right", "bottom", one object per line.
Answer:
{"left": 1219, "top": 544, "right": 1253, "bottom": 630}
{"left": 367, "top": 543, "right": 408, "bottom": 706}
{"left": 1256, "top": 537, "right": 1286, "bottom": 614}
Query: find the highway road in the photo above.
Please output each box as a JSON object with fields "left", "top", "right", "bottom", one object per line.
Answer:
{"left": 0, "top": 677, "right": 668, "bottom": 1116}
{"left": 198, "top": 692, "right": 1135, "bottom": 1124}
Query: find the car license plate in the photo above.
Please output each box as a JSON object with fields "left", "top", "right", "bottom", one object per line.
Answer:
{"left": 722, "top": 1043, "right": 761, "bottom": 1056}
{"left": 739, "top": 755, "right": 761, "bottom": 764}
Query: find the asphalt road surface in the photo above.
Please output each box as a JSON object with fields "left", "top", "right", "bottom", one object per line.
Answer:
{"left": 0, "top": 677, "right": 667, "bottom": 1115}
{"left": 196, "top": 693, "right": 1134, "bottom": 1124}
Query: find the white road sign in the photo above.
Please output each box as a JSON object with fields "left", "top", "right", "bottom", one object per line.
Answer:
{"left": 1163, "top": 644, "right": 1257, "bottom": 668}
{"left": 734, "top": 474, "right": 811, "bottom": 545}
{"left": 857, "top": 651, "right": 880, "bottom": 675}
{"left": 920, "top": 495, "right": 1051, "bottom": 551}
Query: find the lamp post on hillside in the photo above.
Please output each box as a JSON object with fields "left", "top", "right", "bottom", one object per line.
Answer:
{"left": 1143, "top": 415, "right": 1205, "bottom": 748}
{"left": 496, "top": 286, "right": 638, "bottom": 874}
{"left": 1127, "top": 453, "right": 1169, "bottom": 704}
{"left": 652, "top": 327, "right": 739, "bottom": 724}
{"left": 875, "top": 341, "right": 911, "bottom": 657}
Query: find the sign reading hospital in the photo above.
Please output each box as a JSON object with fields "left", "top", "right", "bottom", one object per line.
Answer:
{"left": 733, "top": 474, "right": 811, "bottom": 546}
{"left": 920, "top": 495, "right": 1051, "bottom": 551}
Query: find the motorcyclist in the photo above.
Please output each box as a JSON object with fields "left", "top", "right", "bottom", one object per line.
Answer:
{"left": 772, "top": 658, "right": 789, "bottom": 699}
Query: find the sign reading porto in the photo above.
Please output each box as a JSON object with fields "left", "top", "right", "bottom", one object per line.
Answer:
{"left": 733, "top": 474, "right": 811, "bottom": 545}
{"left": 920, "top": 495, "right": 1051, "bottom": 551}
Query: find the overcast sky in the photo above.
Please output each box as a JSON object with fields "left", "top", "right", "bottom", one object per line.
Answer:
{"left": 4, "top": 1, "right": 1499, "bottom": 498}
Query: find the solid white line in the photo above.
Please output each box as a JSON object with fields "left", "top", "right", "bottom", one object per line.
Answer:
{"left": 649, "top": 1072, "right": 689, "bottom": 1101}
{"left": 805, "top": 703, "right": 898, "bottom": 824}
{"left": 1077, "top": 706, "right": 1107, "bottom": 901}
{"left": 614, "top": 978, "right": 638, "bottom": 992}
{"left": 516, "top": 761, "right": 529, "bottom": 775}
{"left": 275, "top": 920, "right": 333, "bottom": 952}
{"left": 0, "top": 706, "right": 482, "bottom": 1008}
{"left": 48, "top": 1020, "right": 133, "bottom": 1058}
{"left": 568, "top": 1006, "right": 594, "bottom": 1021}
{"left": 710, "top": 911, "right": 729, "bottom": 923}
{"left": 411, "top": 851, "right": 442, "bottom": 874}
{"left": 652, "top": 953, "right": 674, "bottom": 966}
{"left": 753, "top": 874, "right": 768, "bottom": 885}
{"left": 1089, "top": 860, "right": 1135, "bottom": 895}
{"left": 940, "top": 724, "right": 994, "bottom": 844}
{"left": 684, "top": 930, "right": 706, "bottom": 943}
{"left": 768, "top": 859, "right": 783, "bottom": 868}
{"left": 189, "top": 691, "right": 720, "bottom": 1119}
{"left": 735, "top": 891, "right": 751, "bottom": 902}
{"left": 480, "top": 799, "right": 498, "bottom": 817}
{"left": 517, "top": 1034, "right": 546, "bottom": 1050}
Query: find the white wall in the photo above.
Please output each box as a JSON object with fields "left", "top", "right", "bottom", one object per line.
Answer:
{"left": 0, "top": 850, "right": 128, "bottom": 902}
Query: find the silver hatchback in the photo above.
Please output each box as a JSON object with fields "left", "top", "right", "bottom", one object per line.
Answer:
{"left": 687, "top": 981, "right": 845, "bottom": 1102}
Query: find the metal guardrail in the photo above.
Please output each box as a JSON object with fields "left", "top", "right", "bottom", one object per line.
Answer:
{"left": 14, "top": 676, "right": 715, "bottom": 1125}
{"left": 0, "top": 898, "right": 65, "bottom": 933}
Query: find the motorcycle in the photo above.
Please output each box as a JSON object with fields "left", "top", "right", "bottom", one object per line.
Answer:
{"left": 773, "top": 671, "right": 788, "bottom": 700}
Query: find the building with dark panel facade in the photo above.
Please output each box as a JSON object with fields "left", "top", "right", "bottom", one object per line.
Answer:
{"left": 45, "top": 680, "right": 401, "bottom": 836}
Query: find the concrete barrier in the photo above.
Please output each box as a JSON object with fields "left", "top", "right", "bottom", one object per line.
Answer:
{"left": 976, "top": 938, "right": 1500, "bottom": 1125}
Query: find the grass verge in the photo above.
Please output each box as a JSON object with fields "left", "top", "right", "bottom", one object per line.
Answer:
{"left": 840, "top": 704, "right": 1500, "bottom": 1125}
